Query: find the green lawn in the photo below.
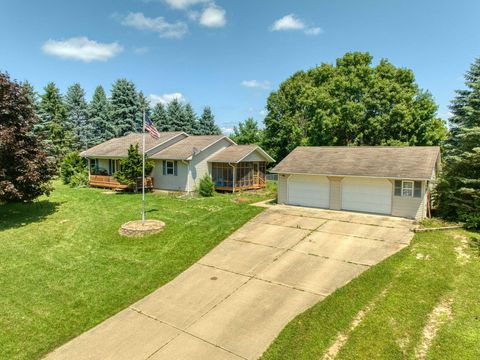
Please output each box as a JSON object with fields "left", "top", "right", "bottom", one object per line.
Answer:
{"left": 261, "top": 227, "right": 480, "bottom": 360}
{"left": 0, "top": 183, "right": 273, "bottom": 360}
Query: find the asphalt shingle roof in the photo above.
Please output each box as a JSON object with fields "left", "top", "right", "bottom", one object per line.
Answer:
{"left": 80, "top": 132, "right": 185, "bottom": 158}
{"left": 271, "top": 146, "right": 440, "bottom": 180}
{"left": 208, "top": 145, "right": 275, "bottom": 163}
{"left": 150, "top": 135, "right": 227, "bottom": 160}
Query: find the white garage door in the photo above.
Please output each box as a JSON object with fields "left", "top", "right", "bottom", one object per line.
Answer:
{"left": 342, "top": 177, "right": 392, "bottom": 214}
{"left": 288, "top": 175, "right": 330, "bottom": 208}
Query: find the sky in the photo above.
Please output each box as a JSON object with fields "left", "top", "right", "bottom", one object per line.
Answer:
{"left": 1, "top": 0, "right": 479, "bottom": 133}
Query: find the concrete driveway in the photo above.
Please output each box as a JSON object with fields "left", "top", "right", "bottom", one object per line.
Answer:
{"left": 45, "top": 205, "right": 415, "bottom": 360}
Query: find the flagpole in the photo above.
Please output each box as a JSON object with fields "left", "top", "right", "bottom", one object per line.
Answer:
{"left": 142, "top": 110, "right": 146, "bottom": 225}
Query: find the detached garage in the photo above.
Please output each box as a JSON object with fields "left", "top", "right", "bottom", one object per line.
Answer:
{"left": 273, "top": 146, "right": 441, "bottom": 220}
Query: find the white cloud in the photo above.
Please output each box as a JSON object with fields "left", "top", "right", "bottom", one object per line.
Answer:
{"left": 241, "top": 80, "right": 271, "bottom": 90}
{"left": 121, "top": 12, "right": 188, "bottom": 39}
{"left": 221, "top": 127, "right": 234, "bottom": 135}
{"left": 41, "top": 37, "right": 123, "bottom": 62}
{"left": 147, "top": 93, "right": 185, "bottom": 106}
{"left": 164, "top": 0, "right": 208, "bottom": 9}
{"left": 199, "top": 5, "right": 226, "bottom": 27}
{"left": 259, "top": 109, "right": 268, "bottom": 117}
{"left": 133, "top": 46, "right": 149, "bottom": 55}
{"left": 270, "top": 14, "right": 322, "bottom": 35}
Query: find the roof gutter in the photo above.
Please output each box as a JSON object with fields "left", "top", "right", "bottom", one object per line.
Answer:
{"left": 272, "top": 171, "right": 433, "bottom": 181}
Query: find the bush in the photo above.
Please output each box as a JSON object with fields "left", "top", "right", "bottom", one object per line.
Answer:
{"left": 199, "top": 174, "right": 215, "bottom": 197}
{"left": 69, "top": 170, "right": 89, "bottom": 188}
{"left": 60, "top": 152, "right": 86, "bottom": 184}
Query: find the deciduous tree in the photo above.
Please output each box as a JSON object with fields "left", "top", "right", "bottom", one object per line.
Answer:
{"left": 0, "top": 72, "right": 56, "bottom": 202}
{"left": 231, "top": 117, "right": 263, "bottom": 144}
{"left": 263, "top": 52, "right": 448, "bottom": 160}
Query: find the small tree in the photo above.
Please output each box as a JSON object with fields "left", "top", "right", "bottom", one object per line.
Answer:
{"left": 60, "top": 152, "right": 87, "bottom": 185}
{"left": 114, "top": 144, "right": 154, "bottom": 188}
{"left": 199, "top": 174, "right": 215, "bottom": 197}
{"left": 0, "top": 72, "right": 56, "bottom": 202}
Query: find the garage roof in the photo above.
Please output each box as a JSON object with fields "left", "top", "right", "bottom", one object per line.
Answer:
{"left": 271, "top": 146, "right": 440, "bottom": 180}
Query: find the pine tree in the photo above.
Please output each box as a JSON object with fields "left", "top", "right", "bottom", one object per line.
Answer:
{"left": 151, "top": 103, "right": 169, "bottom": 131}
{"left": 0, "top": 72, "right": 56, "bottom": 202}
{"left": 21, "top": 80, "right": 39, "bottom": 113}
{"left": 37, "top": 82, "right": 73, "bottom": 159}
{"left": 109, "top": 79, "right": 139, "bottom": 136}
{"left": 182, "top": 103, "right": 198, "bottom": 134}
{"left": 65, "top": 83, "right": 91, "bottom": 150}
{"left": 198, "top": 106, "right": 221, "bottom": 135}
{"left": 435, "top": 57, "right": 480, "bottom": 228}
{"left": 166, "top": 99, "right": 185, "bottom": 131}
{"left": 88, "top": 85, "right": 114, "bottom": 144}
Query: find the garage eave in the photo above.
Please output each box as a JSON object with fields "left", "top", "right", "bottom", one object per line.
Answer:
{"left": 274, "top": 171, "right": 432, "bottom": 181}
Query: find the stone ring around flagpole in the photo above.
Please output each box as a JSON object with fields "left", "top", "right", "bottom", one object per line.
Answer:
{"left": 119, "top": 220, "right": 165, "bottom": 237}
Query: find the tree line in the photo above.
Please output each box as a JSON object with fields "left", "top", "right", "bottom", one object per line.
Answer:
{"left": 24, "top": 79, "right": 221, "bottom": 159}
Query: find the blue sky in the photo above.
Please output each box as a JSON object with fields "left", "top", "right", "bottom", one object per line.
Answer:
{"left": 1, "top": 0, "right": 479, "bottom": 133}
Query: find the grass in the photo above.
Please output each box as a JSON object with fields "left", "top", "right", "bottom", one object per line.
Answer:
{"left": 0, "top": 182, "right": 274, "bottom": 360}
{"left": 261, "top": 226, "right": 480, "bottom": 360}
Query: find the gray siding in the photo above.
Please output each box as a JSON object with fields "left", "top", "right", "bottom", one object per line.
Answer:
{"left": 242, "top": 151, "right": 267, "bottom": 162}
{"left": 188, "top": 138, "right": 233, "bottom": 191}
{"left": 152, "top": 160, "right": 189, "bottom": 191}
{"left": 391, "top": 181, "right": 427, "bottom": 220}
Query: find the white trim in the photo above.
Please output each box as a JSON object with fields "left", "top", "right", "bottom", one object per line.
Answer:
{"left": 401, "top": 180, "right": 414, "bottom": 197}
{"left": 272, "top": 171, "right": 433, "bottom": 181}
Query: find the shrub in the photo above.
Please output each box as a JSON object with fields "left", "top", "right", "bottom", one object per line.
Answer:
{"left": 60, "top": 152, "right": 86, "bottom": 184}
{"left": 114, "top": 144, "right": 154, "bottom": 188}
{"left": 199, "top": 174, "right": 215, "bottom": 197}
{"left": 69, "top": 170, "right": 89, "bottom": 188}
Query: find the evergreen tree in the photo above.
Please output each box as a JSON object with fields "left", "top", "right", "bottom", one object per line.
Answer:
{"left": 109, "top": 79, "right": 139, "bottom": 136}
{"left": 435, "top": 57, "right": 480, "bottom": 228}
{"left": 21, "top": 80, "right": 39, "bottom": 113}
{"left": 88, "top": 85, "right": 114, "bottom": 145}
{"left": 198, "top": 106, "right": 221, "bottom": 135}
{"left": 65, "top": 83, "right": 91, "bottom": 150}
{"left": 231, "top": 117, "right": 263, "bottom": 144}
{"left": 151, "top": 102, "right": 169, "bottom": 131}
{"left": 0, "top": 72, "right": 56, "bottom": 202}
{"left": 37, "top": 82, "right": 73, "bottom": 159}
{"left": 166, "top": 99, "right": 185, "bottom": 131}
{"left": 182, "top": 103, "right": 198, "bottom": 134}
{"left": 137, "top": 91, "right": 151, "bottom": 132}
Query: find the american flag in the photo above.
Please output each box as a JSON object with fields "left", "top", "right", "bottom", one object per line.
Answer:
{"left": 144, "top": 114, "right": 161, "bottom": 139}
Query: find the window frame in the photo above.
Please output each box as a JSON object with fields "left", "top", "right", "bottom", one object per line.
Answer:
{"left": 401, "top": 180, "right": 414, "bottom": 197}
{"left": 166, "top": 160, "right": 175, "bottom": 175}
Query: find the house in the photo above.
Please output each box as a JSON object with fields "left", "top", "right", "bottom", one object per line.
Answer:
{"left": 80, "top": 132, "right": 274, "bottom": 192}
{"left": 271, "top": 146, "right": 441, "bottom": 220}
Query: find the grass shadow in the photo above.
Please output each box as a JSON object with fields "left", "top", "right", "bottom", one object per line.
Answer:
{"left": 0, "top": 200, "right": 61, "bottom": 231}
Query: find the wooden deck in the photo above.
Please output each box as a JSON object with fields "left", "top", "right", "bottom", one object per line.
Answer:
{"left": 89, "top": 175, "right": 154, "bottom": 190}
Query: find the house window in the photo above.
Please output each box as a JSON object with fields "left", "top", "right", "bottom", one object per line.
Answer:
{"left": 394, "top": 180, "right": 422, "bottom": 198}
{"left": 163, "top": 160, "right": 177, "bottom": 176}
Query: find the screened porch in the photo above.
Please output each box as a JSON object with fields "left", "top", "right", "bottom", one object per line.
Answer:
{"left": 211, "top": 162, "right": 266, "bottom": 192}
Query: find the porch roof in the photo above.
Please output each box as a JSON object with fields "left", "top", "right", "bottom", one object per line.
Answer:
{"left": 208, "top": 145, "right": 275, "bottom": 163}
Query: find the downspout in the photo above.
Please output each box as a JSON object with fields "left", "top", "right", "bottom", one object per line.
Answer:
{"left": 229, "top": 163, "right": 235, "bottom": 193}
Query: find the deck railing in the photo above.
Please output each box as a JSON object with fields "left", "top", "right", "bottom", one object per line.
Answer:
{"left": 89, "top": 175, "right": 154, "bottom": 190}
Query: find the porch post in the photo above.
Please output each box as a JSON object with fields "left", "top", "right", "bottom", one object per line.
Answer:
{"left": 232, "top": 165, "right": 236, "bottom": 193}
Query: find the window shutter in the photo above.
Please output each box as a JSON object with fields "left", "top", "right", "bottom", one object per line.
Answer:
{"left": 414, "top": 181, "right": 422, "bottom": 198}
{"left": 394, "top": 180, "right": 402, "bottom": 196}
{"left": 162, "top": 161, "right": 166, "bottom": 175}
{"left": 174, "top": 161, "right": 178, "bottom": 176}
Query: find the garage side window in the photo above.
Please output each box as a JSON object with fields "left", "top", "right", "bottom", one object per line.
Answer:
{"left": 394, "top": 180, "right": 422, "bottom": 198}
